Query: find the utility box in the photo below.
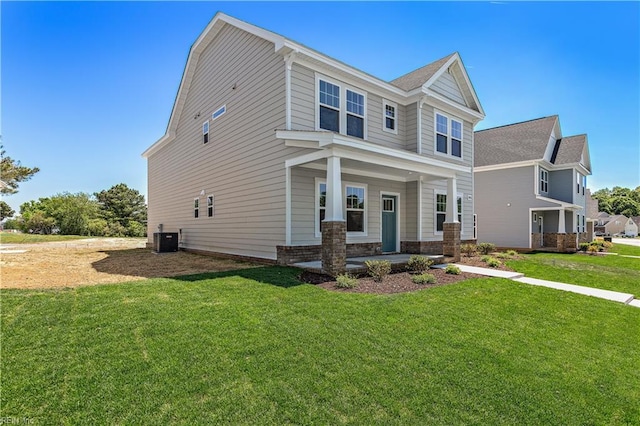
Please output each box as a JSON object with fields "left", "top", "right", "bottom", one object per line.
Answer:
{"left": 153, "top": 232, "right": 179, "bottom": 253}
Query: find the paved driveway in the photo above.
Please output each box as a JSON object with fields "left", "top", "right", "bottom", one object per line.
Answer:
{"left": 613, "top": 238, "right": 640, "bottom": 247}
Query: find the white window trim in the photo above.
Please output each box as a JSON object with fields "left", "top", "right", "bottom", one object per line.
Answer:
{"left": 382, "top": 99, "right": 398, "bottom": 135}
{"left": 194, "top": 197, "right": 200, "bottom": 219}
{"left": 315, "top": 73, "right": 368, "bottom": 140}
{"left": 202, "top": 121, "right": 209, "bottom": 144}
{"left": 207, "top": 194, "right": 214, "bottom": 218}
{"left": 315, "top": 177, "right": 368, "bottom": 238}
{"left": 540, "top": 168, "right": 549, "bottom": 194}
{"left": 434, "top": 189, "right": 463, "bottom": 235}
{"left": 433, "top": 110, "right": 464, "bottom": 160}
{"left": 212, "top": 105, "right": 226, "bottom": 121}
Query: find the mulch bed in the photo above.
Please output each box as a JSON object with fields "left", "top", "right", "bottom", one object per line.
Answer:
{"left": 300, "top": 254, "right": 519, "bottom": 294}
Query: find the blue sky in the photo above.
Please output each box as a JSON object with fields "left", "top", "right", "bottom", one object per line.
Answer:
{"left": 2, "top": 1, "right": 639, "bottom": 213}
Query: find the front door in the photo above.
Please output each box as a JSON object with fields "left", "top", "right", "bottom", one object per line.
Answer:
{"left": 538, "top": 216, "right": 544, "bottom": 247}
{"left": 382, "top": 195, "right": 397, "bottom": 253}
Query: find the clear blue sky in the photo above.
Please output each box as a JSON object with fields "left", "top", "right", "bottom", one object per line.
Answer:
{"left": 2, "top": 1, "right": 639, "bottom": 214}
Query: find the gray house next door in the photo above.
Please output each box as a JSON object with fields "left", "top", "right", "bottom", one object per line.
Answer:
{"left": 382, "top": 195, "right": 398, "bottom": 252}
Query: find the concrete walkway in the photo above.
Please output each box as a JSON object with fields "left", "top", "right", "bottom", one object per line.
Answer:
{"left": 446, "top": 263, "right": 639, "bottom": 308}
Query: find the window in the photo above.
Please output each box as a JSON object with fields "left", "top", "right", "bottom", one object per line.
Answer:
{"left": 317, "top": 76, "right": 366, "bottom": 139}
{"left": 319, "top": 80, "right": 340, "bottom": 133}
{"left": 194, "top": 198, "right": 199, "bottom": 218}
{"left": 202, "top": 121, "right": 209, "bottom": 144}
{"left": 212, "top": 105, "right": 226, "bottom": 120}
{"left": 435, "top": 192, "right": 462, "bottom": 232}
{"left": 576, "top": 172, "right": 581, "bottom": 194}
{"left": 540, "top": 168, "right": 549, "bottom": 193}
{"left": 346, "top": 185, "right": 365, "bottom": 232}
{"left": 383, "top": 197, "right": 395, "bottom": 212}
{"left": 533, "top": 213, "right": 538, "bottom": 222}
{"left": 316, "top": 180, "right": 367, "bottom": 236}
{"left": 582, "top": 175, "right": 586, "bottom": 196}
{"left": 207, "top": 195, "right": 214, "bottom": 217}
{"left": 582, "top": 215, "right": 586, "bottom": 232}
{"left": 382, "top": 100, "right": 397, "bottom": 134}
{"left": 435, "top": 112, "right": 463, "bottom": 158}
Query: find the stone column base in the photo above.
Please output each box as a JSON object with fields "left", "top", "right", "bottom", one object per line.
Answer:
{"left": 322, "top": 221, "right": 346, "bottom": 277}
{"left": 443, "top": 222, "right": 461, "bottom": 262}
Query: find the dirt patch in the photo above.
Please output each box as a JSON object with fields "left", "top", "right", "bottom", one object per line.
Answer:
{"left": 1, "top": 238, "right": 262, "bottom": 289}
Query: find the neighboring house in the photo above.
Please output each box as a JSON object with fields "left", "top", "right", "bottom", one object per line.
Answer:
{"left": 624, "top": 217, "right": 638, "bottom": 237}
{"left": 142, "top": 13, "right": 485, "bottom": 275}
{"left": 632, "top": 216, "right": 640, "bottom": 233}
{"left": 474, "top": 116, "right": 592, "bottom": 251}
{"left": 594, "top": 213, "right": 627, "bottom": 236}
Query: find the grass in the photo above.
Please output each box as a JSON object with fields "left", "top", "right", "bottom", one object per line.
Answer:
{"left": 2, "top": 266, "right": 639, "bottom": 424}
{"left": 609, "top": 243, "right": 640, "bottom": 257}
{"left": 0, "top": 233, "right": 93, "bottom": 244}
{"left": 507, "top": 243, "right": 640, "bottom": 296}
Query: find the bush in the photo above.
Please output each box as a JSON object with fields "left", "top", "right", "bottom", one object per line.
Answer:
{"left": 506, "top": 250, "right": 518, "bottom": 257}
{"left": 336, "top": 274, "right": 358, "bottom": 289}
{"left": 365, "top": 260, "right": 391, "bottom": 282}
{"left": 587, "top": 244, "right": 599, "bottom": 255}
{"left": 461, "top": 243, "right": 477, "bottom": 257}
{"left": 477, "top": 242, "right": 496, "bottom": 255}
{"left": 412, "top": 273, "right": 436, "bottom": 285}
{"left": 445, "top": 264, "right": 461, "bottom": 275}
{"left": 495, "top": 252, "right": 510, "bottom": 259}
{"left": 406, "top": 255, "right": 433, "bottom": 273}
{"left": 480, "top": 255, "right": 492, "bottom": 262}
{"left": 602, "top": 241, "right": 613, "bottom": 250}
{"left": 486, "top": 257, "right": 502, "bottom": 268}
{"left": 578, "top": 242, "right": 590, "bottom": 252}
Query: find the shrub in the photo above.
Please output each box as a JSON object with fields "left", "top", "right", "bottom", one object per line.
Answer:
{"left": 480, "top": 255, "right": 492, "bottom": 262}
{"left": 365, "top": 260, "right": 391, "bottom": 282}
{"left": 486, "top": 257, "right": 502, "bottom": 268}
{"left": 407, "top": 255, "right": 433, "bottom": 273}
{"left": 506, "top": 250, "right": 518, "bottom": 257}
{"left": 602, "top": 241, "right": 613, "bottom": 250}
{"left": 477, "top": 242, "right": 496, "bottom": 255}
{"left": 587, "top": 244, "right": 599, "bottom": 255}
{"left": 495, "top": 252, "right": 510, "bottom": 259}
{"left": 445, "top": 264, "right": 461, "bottom": 275}
{"left": 336, "top": 274, "right": 358, "bottom": 289}
{"left": 461, "top": 243, "right": 477, "bottom": 257}
{"left": 578, "top": 242, "right": 590, "bottom": 252}
{"left": 412, "top": 273, "right": 436, "bottom": 285}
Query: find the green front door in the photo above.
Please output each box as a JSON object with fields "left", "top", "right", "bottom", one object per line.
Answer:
{"left": 382, "top": 195, "right": 397, "bottom": 253}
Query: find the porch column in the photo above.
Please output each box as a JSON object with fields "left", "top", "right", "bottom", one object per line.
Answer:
{"left": 557, "top": 208, "right": 566, "bottom": 252}
{"left": 322, "top": 156, "right": 346, "bottom": 276}
{"left": 443, "top": 177, "right": 461, "bottom": 262}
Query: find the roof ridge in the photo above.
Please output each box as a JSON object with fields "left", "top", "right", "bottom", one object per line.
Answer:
{"left": 475, "top": 115, "right": 558, "bottom": 133}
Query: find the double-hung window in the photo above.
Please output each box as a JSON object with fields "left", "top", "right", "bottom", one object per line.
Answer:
{"left": 318, "top": 76, "right": 366, "bottom": 139}
{"left": 202, "top": 121, "right": 209, "bottom": 144}
{"left": 576, "top": 172, "right": 581, "bottom": 194}
{"left": 316, "top": 180, "right": 367, "bottom": 236}
{"left": 435, "top": 113, "right": 463, "bottom": 158}
{"left": 194, "top": 198, "right": 199, "bottom": 218}
{"left": 435, "top": 192, "right": 462, "bottom": 232}
{"left": 207, "top": 195, "right": 214, "bottom": 217}
{"left": 540, "top": 168, "right": 549, "bottom": 193}
{"left": 383, "top": 100, "right": 397, "bottom": 134}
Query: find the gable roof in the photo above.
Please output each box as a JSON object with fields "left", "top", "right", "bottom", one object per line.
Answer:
{"left": 632, "top": 216, "right": 640, "bottom": 228}
{"left": 474, "top": 116, "right": 557, "bottom": 167}
{"left": 474, "top": 116, "right": 591, "bottom": 173}
{"left": 143, "top": 12, "right": 484, "bottom": 158}
{"left": 390, "top": 53, "right": 456, "bottom": 91}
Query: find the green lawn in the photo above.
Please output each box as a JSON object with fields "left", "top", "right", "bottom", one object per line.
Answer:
{"left": 0, "top": 233, "right": 92, "bottom": 244}
{"left": 609, "top": 242, "right": 640, "bottom": 257}
{"left": 2, "top": 267, "right": 639, "bottom": 424}
{"left": 507, "top": 244, "right": 640, "bottom": 296}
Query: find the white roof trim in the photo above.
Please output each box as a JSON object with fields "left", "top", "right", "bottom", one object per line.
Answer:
{"left": 474, "top": 159, "right": 591, "bottom": 175}
{"left": 535, "top": 195, "right": 582, "bottom": 210}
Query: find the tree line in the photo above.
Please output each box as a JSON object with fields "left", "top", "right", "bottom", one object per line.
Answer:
{"left": 592, "top": 186, "right": 640, "bottom": 217}
{"left": 2, "top": 183, "right": 147, "bottom": 237}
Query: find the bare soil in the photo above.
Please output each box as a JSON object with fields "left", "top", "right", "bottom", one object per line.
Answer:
{"left": 1, "top": 238, "right": 262, "bottom": 289}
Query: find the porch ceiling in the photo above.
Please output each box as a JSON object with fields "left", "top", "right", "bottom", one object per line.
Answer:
{"left": 278, "top": 130, "right": 469, "bottom": 182}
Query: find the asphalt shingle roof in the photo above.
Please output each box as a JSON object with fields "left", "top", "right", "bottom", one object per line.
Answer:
{"left": 474, "top": 116, "right": 557, "bottom": 167}
{"left": 553, "top": 134, "right": 586, "bottom": 165}
{"left": 389, "top": 53, "right": 456, "bottom": 91}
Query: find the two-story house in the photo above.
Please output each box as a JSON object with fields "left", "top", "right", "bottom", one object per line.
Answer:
{"left": 474, "top": 116, "right": 592, "bottom": 251}
{"left": 143, "top": 13, "right": 485, "bottom": 275}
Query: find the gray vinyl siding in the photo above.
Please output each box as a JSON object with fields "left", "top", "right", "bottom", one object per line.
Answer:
{"left": 290, "top": 63, "right": 315, "bottom": 130}
{"left": 367, "top": 95, "right": 407, "bottom": 150}
{"left": 549, "top": 169, "right": 573, "bottom": 204}
{"left": 421, "top": 171, "right": 473, "bottom": 241}
{"left": 405, "top": 181, "right": 418, "bottom": 240}
{"left": 419, "top": 104, "right": 472, "bottom": 167}
{"left": 290, "top": 167, "right": 407, "bottom": 245}
{"left": 431, "top": 72, "right": 466, "bottom": 106}
{"left": 405, "top": 102, "right": 417, "bottom": 153}
{"left": 147, "top": 24, "right": 293, "bottom": 260}
{"left": 474, "top": 166, "right": 538, "bottom": 248}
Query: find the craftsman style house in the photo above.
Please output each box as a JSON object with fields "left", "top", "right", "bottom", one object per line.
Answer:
{"left": 143, "top": 13, "right": 485, "bottom": 274}
{"left": 474, "top": 116, "right": 592, "bottom": 251}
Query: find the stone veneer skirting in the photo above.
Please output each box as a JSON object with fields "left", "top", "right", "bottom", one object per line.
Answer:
{"left": 276, "top": 242, "right": 382, "bottom": 265}
{"left": 443, "top": 222, "right": 461, "bottom": 262}
{"left": 322, "top": 221, "right": 347, "bottom": 276}
{"left": 530, "top": 233, "right": 580, "bottom": 252}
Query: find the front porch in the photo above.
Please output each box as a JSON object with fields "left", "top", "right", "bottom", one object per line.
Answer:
{"left": 291, "top": 253, "right": 445, "bottom": 275}
{"left": 530, "top": 204, "right": 589, "bottom": 252}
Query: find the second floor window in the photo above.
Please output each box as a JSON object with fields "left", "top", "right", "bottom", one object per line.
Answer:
{"left": 318, "top": 77, "right": 366, "bottom": 139}
{"left": 202, "top": 121, "right": 209, "bottom": 144}
{"left": 383, "top": 100, "right": 397, "bottom": 134}
{"left": 435, "top": 113, "right": 463, "bottom": 158}
{"left": 540, "top": 168, "right": 549, "bottom": 193}
{"left": 194, "top": 198, "right": 199, "bottom": 218}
